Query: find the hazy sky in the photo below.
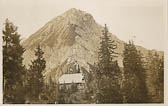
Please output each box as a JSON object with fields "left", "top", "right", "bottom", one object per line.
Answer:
{"left": 0, "top": 0, "right": 166, "bottom": 51}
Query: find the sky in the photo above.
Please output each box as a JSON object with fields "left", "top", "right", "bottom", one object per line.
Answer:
{"left": 0, "top": 0, "right": 166, "bottom": 51}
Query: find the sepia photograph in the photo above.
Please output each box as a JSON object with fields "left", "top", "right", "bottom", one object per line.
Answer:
{"left": 0, "top": 0, "right": 167, "bottom": 104}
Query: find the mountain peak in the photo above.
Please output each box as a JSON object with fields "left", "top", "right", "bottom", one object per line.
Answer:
{"left": 62, "top": 8, "right": 93, "bottom": 22}
{"left": 65, "top": 8, "right": 85, "bottom": 14}
{"left": 22, "top": 8, "right": 163, "bottom": 82}
{"left": 66, "top": 8, "right": 80, "bottom": 13}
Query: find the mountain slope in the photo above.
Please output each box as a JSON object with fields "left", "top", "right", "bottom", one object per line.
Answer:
{"left": 22, "top": 8, "right": 163, "bottom": 81}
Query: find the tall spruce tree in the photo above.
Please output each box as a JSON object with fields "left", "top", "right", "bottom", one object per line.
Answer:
{"left": 146, "top": 51, "right": 164, "bottom": 102}
{"left": 2, "top": 19, "right": 26, "bottom": 103}
{"left": 95, "top": 24, "right": 122, "bottom": 103}
{"left": 28, "top": 45, "right": 46, "bottom": 100}
{"left": 159, "top": 55, "right": 164, "bottom": 102}
{"left": 123, "top": 40, "right": 149, "bottom": 103}
{"left": 45, "top": 76, "right": 59, "bottom": 103}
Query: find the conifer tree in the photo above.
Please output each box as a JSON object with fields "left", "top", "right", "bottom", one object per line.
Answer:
{"left": 28, "top": 45, "right": 46, "bottom": 100}
{"left": 3, "top": 19, "right": 26, "bottom": 103}
{"left": 44, "top": 76, "right": 59, "bottom": 103}
{"left": 95, "top": 24, "right": 122, "bottom": 103}
{"left": 123, "top": 41, "right": 149, "bottom": 103}
{"left": 159, "top": 56, "right": 164, "bottom": 102}
{"left": 146, "top": 51, "right": 164, "bottom": 102}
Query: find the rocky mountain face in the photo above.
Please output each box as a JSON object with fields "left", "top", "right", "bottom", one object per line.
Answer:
{"left": 22, "top": 8, "right": 163, "bottom": 82}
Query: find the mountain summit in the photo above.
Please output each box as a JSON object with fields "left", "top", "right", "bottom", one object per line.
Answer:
{"left": 22, "top": 8, "right": 162, "bottom": 81}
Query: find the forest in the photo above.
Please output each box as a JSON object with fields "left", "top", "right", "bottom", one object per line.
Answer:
{"left": 2, "top": 19, "right": 164, "bottom": 104}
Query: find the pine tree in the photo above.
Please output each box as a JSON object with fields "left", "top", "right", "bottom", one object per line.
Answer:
{"left": 123, "top": 40, "right": 149, "bottom": 103}
{"left": 3, "top": 19, "right": 26, "bottom": 103}
{"left": 146, "top": 51, "right": 164, "bottom": 102}
{"left": 44, "top": 76, "right": 59, "bottom": 103}
{"left": 28, "top": 45, "right": 46, "bottom": 101}
{"left": 159, "top": 56, "right": 164, "bottom": 102}
{"left": 94, "top": 24, "right": 122, "bottom": 103}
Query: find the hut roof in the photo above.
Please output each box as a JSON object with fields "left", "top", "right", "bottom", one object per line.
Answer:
{"left": 58, "top": 73, "right": 84, "bottom": 84}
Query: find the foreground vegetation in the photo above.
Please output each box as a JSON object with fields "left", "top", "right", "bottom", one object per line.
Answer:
{"left": 3, "top": 19, "right": 163, "bottom": 104}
